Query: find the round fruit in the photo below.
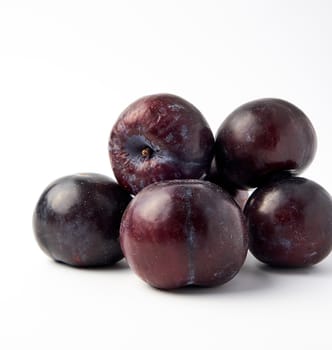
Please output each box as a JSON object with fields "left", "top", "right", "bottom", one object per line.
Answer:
{"left": 215, "top": 98, "right": 317, "bottom": 189}
{"left": 33, "top": 173, "right": 132, "bottom": 267}
{"left": 244, "top": 176, "right": 332, "bottom": 267}
{"left": 109, "top": 93, "right": 214, "bottom": 194}
{"left": 203, "top": 158, "right": 249, "bottom": 209}
{"left": 120, "top": 180, "right": 248, "bottom": 289}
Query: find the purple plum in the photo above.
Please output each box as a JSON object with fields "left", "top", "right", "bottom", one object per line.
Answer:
{"left": 33, "top": 173, "right": 132, "bottom": 267}
{"left": 120, "top": 180, "right": 248, "bottom": 289}
{"left": 109, "top": 94, "right": 214, "bottom": 194}
{"left": 215, "top": 98, "right": 317, "bottom": 189}
{"left": 244, "top": 176, "right": 332, "bottom": 267}
{"left": 203, "top": 157, "right": 249, "bottom": 209}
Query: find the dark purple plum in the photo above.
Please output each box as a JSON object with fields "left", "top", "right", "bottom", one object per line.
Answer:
{"left": 244, "top": 177, "right": 332, "bottom": 267}
{"left": 120, "top": 180, "right": 248, "bottom": 289}
{"left": 203, "top": 158, "right": 249, "bottom": 209}
{"left": 109, "top": 94, "right": 214, "bottom": 194}
{"left": 33, "top": 173, "right": 132, "bottom": 267}
{"left": 215, "top": 98, "right": 317, "bottom": 189}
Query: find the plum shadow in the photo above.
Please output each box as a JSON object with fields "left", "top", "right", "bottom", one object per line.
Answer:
{"left": 258, "top": 262, "right": 331, "bottom": 276}
{"left": 49, "top": 258, "right": 130, "bottom": 272}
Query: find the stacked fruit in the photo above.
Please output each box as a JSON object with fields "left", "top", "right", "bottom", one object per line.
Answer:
{"left": 33, "top": 94, "right": 332, "bottom": 290}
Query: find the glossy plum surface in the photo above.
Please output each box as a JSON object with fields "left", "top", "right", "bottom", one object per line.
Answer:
{"left": 215, "top": 98, "right": 317, "bottom": 189}
{"left": 109, "top": 94, "right": 214, "bottom": 194}
{"left": 244, "top": 177, "right": 332, "bottom": 267}
{"left": 203, "top": 158, "right": 249, "bottom": 209}
{"left": 120, "top": 180, "right": 248, "bottom": 289}
{"left": 33, "top": 173, "right": 132, "bottom": 267}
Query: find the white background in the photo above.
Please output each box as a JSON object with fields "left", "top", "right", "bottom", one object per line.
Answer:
{"left": 1, "top": 1, "right": 332, "bottom": 349}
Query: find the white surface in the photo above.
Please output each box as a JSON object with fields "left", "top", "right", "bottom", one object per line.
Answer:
{"left": 1, "top": 1, "right": 332, "bottom": 349}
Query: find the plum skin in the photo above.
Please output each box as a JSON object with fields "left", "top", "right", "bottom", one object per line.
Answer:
{"left": 109, "top": 93, "right": 215, "bottom": 194}
{"left": 33, "top": 173, "right": 132, "bottom": 267}
{"left": 215, "top": 98, "right": 317, "bottom": 189}
{"left": 244, "top": 177, "right": 332, "bottom": 267}
{"left": 202, "top": 157, "right": 249, "bottom": 209}
{"left": 120, "top": 180, "right": 248, "bottom": 289}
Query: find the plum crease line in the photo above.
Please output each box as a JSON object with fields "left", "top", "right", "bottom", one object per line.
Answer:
{"left": 184, "top": 187, "right": 195, "bottom": 285}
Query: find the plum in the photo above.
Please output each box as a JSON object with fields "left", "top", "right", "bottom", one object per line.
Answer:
{"left": 33, "top": 173, "right": 132, "bottom": 267}
{"left": 109, "top": 94, "right": 214, "bottom": 194}
{"left": 215, "top": 98, "right": 317, "bottom": 189}
{"left": 120, "top": 180, "right": 248, "bottom": 289}
{"left": 244, "top": 176, "right": 332, "bottom": 267}
{"left": 203, "top": 157, "right": 249, "bottom": 209}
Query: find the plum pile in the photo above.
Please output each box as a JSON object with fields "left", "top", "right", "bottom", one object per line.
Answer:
{"left": 33, "top": 94, "right": 332, "bottom": 290}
